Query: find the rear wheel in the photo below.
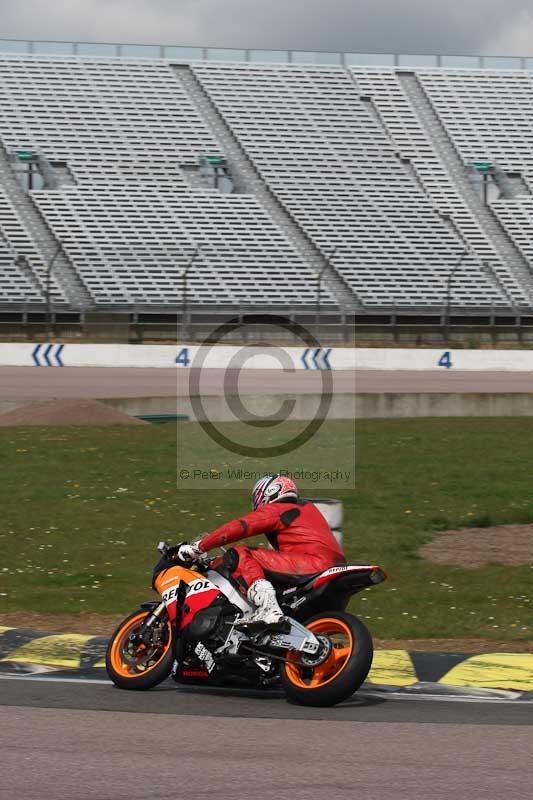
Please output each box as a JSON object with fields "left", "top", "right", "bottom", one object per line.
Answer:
{"left": 105, "top": 609, "right": 173, "bottom": 690}
{"left": 281, "top": 612, "right": 373, "bottom": 707}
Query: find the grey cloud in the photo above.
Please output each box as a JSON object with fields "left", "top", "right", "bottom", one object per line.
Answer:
{"left": 483, "top": 8, "right": 533, "bottom": 55}
{"left": 0, "top": 0, "right": 532, "bottom": 56}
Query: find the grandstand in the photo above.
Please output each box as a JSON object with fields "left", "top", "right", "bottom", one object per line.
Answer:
{"left": 1, "top": 42, "right": 533, "bottom": 339}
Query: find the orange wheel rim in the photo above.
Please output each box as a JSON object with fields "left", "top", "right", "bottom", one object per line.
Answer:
{"left": 284, "top": 617, "right": 353, "bottom": 689}
{"left": 110, "top": 612, "right": 171, "bottom": 679}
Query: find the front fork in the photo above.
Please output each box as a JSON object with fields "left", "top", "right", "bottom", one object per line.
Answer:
{"left": 129, "top": 601, "right": 168, "bottom": 648}
{"left": 142, "top": 601, "right": 166, "bottom": 628}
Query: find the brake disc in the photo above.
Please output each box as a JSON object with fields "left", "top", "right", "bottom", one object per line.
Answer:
{"left": 299, "top": 634, "right": 332, "bottom": 667}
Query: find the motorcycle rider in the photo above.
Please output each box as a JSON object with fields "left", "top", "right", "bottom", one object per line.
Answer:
{"left": 178, "top": 473, "right": 346, "bottom": 627}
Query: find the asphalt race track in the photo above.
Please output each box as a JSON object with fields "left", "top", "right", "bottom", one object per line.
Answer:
{"left": 356, "top": 369, "right": 533, "bottom": 393}
{"left": 0, "top": 366, "right": 354, "bottom": 401}
{"left": 2, "top": 366, "right": 533, "bottom": 404}
{"left": 1, "top": 675, "right": 532, "bottom": 800}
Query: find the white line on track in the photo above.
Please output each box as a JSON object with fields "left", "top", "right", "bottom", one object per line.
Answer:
{"left": 361, "top": 690, "right": 532, "bottom": 705}
{"left": 0, "top": 673, "right": 530, "bottom": 703}
{"left": 0, "top": 673, "right": 112, "bottom": 686}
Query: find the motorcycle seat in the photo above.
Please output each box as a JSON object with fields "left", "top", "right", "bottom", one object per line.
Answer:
{"left": 264, "top": 570, "right": 322, "bottom": 588}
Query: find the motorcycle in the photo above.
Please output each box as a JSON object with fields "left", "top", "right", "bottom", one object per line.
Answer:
{"left": 106, "top": 541, "right": 387, "bottom": 707}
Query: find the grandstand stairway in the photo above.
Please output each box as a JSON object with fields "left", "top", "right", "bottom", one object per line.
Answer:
{"left": 0, "top": 229, "right": 43, "bottom": 304}
{"left": 398, "top": 71, "right": 533, "bottom": 307}
{"left": 435, "top": 211, "right": 518, "bottom": 309}
{"left": 174, "top": 64, "right": 359, "bottom": 312}
{"left": 11, "top": 247, "right": 42, "bottom": 297}
{"left": 0, "top": 140, "right": 92, "bottom": 308}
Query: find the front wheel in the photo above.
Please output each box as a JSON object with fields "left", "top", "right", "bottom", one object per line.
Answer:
{"left": 106, "top": 609, "right": 174, "bottom": 690}
{"left": 281, "top": 612, "right": 373, "bottom": 707}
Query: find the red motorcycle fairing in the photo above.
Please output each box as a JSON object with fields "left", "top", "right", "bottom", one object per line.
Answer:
{"left": 154, "top": 564, "right": 223, "bottom": 627}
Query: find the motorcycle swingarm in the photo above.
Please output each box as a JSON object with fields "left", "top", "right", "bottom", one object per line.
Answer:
{"left": 217, "top": 617, "right": 320, "bottom": 659}
{"left": 267, "top": 618, "right": 320, "bottom": 656}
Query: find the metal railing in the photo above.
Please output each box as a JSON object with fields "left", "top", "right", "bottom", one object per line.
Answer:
{"left": 2, "top": 311, "right": 533, "bottom": 348}
{"left": 0, "top": 37, "right": 532, "bottom": 70}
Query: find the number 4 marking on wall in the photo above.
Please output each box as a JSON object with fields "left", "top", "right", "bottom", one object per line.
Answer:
{"left": 175, "top": 347, "right": 191, "bottom": 367}
{"left": 438, "top": 351, "right": 452, "bottom": 369}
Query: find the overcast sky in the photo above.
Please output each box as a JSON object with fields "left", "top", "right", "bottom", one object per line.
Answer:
{"left": 1, "top": 0, "right": 532, "bottom": 57}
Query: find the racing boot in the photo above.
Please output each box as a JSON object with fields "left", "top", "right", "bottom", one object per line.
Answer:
{"left": 245, "top": 579, "right": 288, "bottom": 630}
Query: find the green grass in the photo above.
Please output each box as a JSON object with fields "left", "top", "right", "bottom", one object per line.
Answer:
{"left": 1, "top": 418, "right": 532, "bottom": 641}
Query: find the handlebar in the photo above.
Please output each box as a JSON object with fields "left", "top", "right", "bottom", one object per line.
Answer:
{"left": 156, "top": 540, "right": 211, "bottom": 568}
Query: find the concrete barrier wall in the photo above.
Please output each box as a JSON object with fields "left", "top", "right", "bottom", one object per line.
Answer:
{"left": 355, "top": 392, "right": 533, "bottom": 417}
{"left": 104, "top": 393, "right": 356, "bottom": 421}
{"left": 6, "top": 392, "right": 530, "bottom": 420}
{"left": 0, "top": 343, "right": 354, "bottom": 370}
{"left": 102, "top": 393, "right": 533, "bottom": 420}
{"left": 355, "top": 348, "right": 533, "bottom": 371}
{"left": 2, "top": 343, "right": 532, "bottom": 372}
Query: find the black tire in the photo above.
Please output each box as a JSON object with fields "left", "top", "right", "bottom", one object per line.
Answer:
{"left": 280, "top": 611, "right": 373, "bottom": 707}
{"left": 105, "top": 608, "right": 174, "bottom": 691}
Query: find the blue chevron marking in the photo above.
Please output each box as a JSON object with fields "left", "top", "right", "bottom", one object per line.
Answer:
{"left": 43, "top": 343, "right": 53, "bottom": 367}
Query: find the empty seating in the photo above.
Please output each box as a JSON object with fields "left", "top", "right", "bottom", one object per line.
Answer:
{"left": 349, "top": 67, "right": 533, "bottom": 304}
{"left": 1, "top": 54, "right": 533, "bottom": 309}
{"left": 0, "top": 183, "right": 63, "bottom": 302}
{"left": 415, "top": 70, "right": 533, "bottom": 279}
{"left": 0, "top": 54, "right": 333, "bottom": 307}
{"left": 0, "top": 55, "right": 218, "bottom": 178}
{"left": 193, "top": 62, "right": 505, "bottom": 306}
{"left": 492, "top": 197, "right": 533, "bottom": 265}
{"left": 418, "top": 70, "right": 533, "bottom": 176}
{"left": 33, "top": 185, "right": 331, "bottom": 305}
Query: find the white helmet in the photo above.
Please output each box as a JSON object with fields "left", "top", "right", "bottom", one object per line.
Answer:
{"left": 251, "top": 473, "right": 298, "bottom": 510}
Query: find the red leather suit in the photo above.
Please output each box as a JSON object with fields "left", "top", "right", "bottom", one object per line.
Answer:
{"left": 199, "top": 500, "right": 346, "bottom": 587}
